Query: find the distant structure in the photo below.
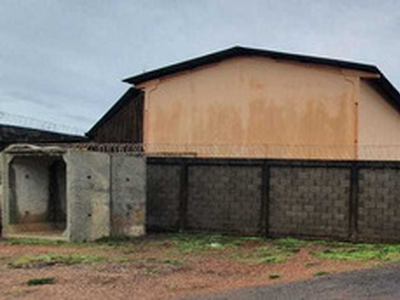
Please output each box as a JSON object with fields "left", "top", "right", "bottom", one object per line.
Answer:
{"left": 0, "top": 124, "right": 86, "bottom": 151}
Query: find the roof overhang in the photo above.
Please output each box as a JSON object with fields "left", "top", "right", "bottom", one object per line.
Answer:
{"left": 86, "top": 87, "right": 142, "bottom": 137}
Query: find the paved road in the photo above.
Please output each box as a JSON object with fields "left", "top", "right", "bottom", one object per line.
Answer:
{"left": 187, "top": 264, "right": 400, "bottom": 300}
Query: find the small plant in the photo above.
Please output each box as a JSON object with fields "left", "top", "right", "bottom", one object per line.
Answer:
{"left": 161, "top": 258, "right": 185, "bottom": 266}
{"left": 167, "top": 283, "right": 177, "bottom": 291}
{"left": 305, "top": 262, "right": 320, "bottom": 268}
{"left": 234, "top": 244, "right": 293, "bottom": 265}
{"left": 9, "top": 254, "right": 106, "bottom": 269}
{"left": 269, "top": 274, "right": 281, "bottom": 280}
{"left": 136, "top": 257, "right": 185, "bottom": 266}
{"left": 145, "top": 266, "right": 158, "bottom": 275}
{"left": 27, "top": 277, "right": 55, "bottom": 286}
{"left": 259, "top": 254, "right": 286, "bottom": 264}
{"left": 314, "top": 271, "right": 329, "bottom": 277}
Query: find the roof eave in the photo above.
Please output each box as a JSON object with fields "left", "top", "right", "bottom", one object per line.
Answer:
{"left": 86, "top": 87, "right": 142, "bottom": 137}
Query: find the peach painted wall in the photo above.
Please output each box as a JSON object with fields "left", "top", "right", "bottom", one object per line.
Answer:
{"left": 358, "top": 80, "right": 400, "bottom": 160}
{"left": 138, "top": 57, "right": 368, "bottom": 159}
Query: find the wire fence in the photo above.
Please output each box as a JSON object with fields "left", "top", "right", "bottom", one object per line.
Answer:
{"left": 0, "top": 111, "right": 85, "bottom": 135}
{"left": 51, "top": 142, "right": 400, "bottom": 160}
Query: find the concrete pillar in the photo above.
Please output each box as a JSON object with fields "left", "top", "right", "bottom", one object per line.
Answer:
{"left": 65, "top": 150, "right": 111, "bottom": 242}
{"left": 110, "top": 154, "right": 146, "bottom": 237}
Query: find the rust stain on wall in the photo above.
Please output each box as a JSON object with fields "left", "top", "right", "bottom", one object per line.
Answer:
{"left": 138, "top": 56, "right": 369, "bottom": 159}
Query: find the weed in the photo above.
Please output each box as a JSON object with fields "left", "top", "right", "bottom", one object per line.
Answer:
{"left": 314, "top": 271, "right": 329, "bottom": 277}
{"left": 273, "top": 238, "right": 308, "bottom": 256}
{"left": 161, "top": 258, "right": 185, "bottom": 266}
{"left": 145, "top": 266, "right": 158, "bottom": 275}
{"left": 167, "top": 283, "right": 177, "bottom": 291}
{"left": 305, "top": 262, "right": 320, "bottom": 268}
{"left": 136, "top": 257, "right": 185, "bottom": 266}
{"left": 234, "top": 244, "right": 294, "bottom": 265}
{"left": 257, "top": 250, "right": 287, "bottom": 264}
{"left": 27, "top": 277, "right": 55, "bottom": 286}
{"left": 269, "top": 274, "right": 281, "bottom": 279}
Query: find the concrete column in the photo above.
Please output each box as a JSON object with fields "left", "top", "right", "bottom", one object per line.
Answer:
{"left": 65, "top": 150, "right": 111, "bottom": 242}
{"left": 110, "top": 154, "right": 146, "bottom": 237}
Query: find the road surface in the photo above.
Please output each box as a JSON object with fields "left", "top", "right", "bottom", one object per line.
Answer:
{"left": 188, "top": 263, "right": 400, "bottom": 299}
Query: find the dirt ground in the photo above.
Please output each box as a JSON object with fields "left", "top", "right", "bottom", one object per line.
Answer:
{"left": 0, "top": 234, "right": 390, "bottom": 300}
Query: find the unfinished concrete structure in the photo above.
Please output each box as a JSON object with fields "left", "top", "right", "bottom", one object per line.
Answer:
{"left": 0, "top": 144, "right": 146, "bottom": 242}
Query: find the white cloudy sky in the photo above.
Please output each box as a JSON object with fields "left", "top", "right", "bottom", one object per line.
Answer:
{"left": 1, "top": 0, "right": 400, "bottom": 134}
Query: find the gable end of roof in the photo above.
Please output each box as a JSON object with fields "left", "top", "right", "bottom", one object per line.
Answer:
{"left": 123, "top": 46, "right": 379, "bottom": 85}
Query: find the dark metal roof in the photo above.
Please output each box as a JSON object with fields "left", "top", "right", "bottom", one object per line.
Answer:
{"left": 86, "top": 87, "right": 142, "bottom": 137}
{"left": 0, "top": 124, "right": 87, "bottom": 150}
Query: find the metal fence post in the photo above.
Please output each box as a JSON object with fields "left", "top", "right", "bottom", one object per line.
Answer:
{"left": 179, "top": 160, "right": 189, "bottom": 231}
{"left": 260, "top": 161, "right": 270, "bottom": 237}
{"left": 349, "top": 163, "right": 359, "bottom": 239}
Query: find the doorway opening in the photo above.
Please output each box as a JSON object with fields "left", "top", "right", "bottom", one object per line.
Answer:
{"left": 7, "top": 155, "right": 67, "bottom": 239}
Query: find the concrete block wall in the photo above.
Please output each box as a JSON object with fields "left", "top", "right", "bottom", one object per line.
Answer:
{"left": 269, "top": 167, "right": 350, "bottom": 238}
{"left": 146, "top": 158, "right": 400, "bottom": 242}
{"left": 146, "top": 165, "right": 181, "bottom": 230}
{"left": 358, "top": 168, "right": 400, "bottom": 241}
{"left": 187, "top": 166, "right": 262, "bottom": 234}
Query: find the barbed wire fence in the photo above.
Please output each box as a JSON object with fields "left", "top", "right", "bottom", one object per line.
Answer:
{"left": 0, "top": 111, "right": 85, "bottom": 136}
{"left": 1, "top": 110, "right": 400, "bottom": 160}
{"left": 47, "top": 142, "right": 400, "bottom": 160}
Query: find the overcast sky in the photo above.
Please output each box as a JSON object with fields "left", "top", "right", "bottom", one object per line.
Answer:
{"left": 1, "top": 0, "right": 400, "bottom": 134}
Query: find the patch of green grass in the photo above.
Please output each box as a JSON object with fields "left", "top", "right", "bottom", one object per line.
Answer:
{"left": 136, "top": 257, "right": 185, "bottom": 266}
{"left": 269, "top": 274, "right": 281, "bottom": 280}
{"left": 96, "top": 235, "right": 137, "bottom": 244}
{"left": 275, "top": 238, "right": 309, "bottom": 248}
{"left": 27, "top": 277, "right": 56, "bottom": 286}
{"left": 313, "top": 243, "right": 400, "bottom": 262}
{"left": 161, "top": 258, "right": 185, "bottom": 266}
{"left": 311, "top": 239, "right": 352, "bottom": 248}
{"left": 273, "top": 238, "right": 309, "bottom": 257}
{"left": 170, "top": 233, "right": 263, "bottom": 253}
{"left": 3, "top": 238, "right": 67, "bottom": 246}
{"left": 314, "top": 271, "right": 329, "bottom": 277}
{"left": 94, "top": 235, "right": 152, "bottom": 253}
{"left": 9, "top": 253, "right": 106, "bottom": 269}
{"left": 238, "top": 237, "right": 309, "bottom": 265}
{"left": 257, "top": 247, "right": 288, "bottom": 264}
{"left": 234, "top": 243, "right": 296, "bottom": 265}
